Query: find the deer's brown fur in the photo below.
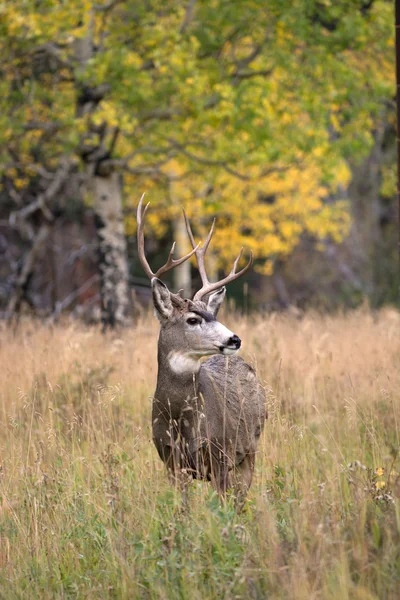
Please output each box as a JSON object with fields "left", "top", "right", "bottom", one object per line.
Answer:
{"left": 137, "top": 196, "right": 266, "bottom": 499}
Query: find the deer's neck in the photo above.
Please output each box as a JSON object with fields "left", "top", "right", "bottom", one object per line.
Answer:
{"left": 154, "top": 344, "right": 201, "bottom": 417}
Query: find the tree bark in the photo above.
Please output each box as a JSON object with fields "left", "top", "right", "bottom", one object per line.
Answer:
{"left": 93, "top": 172, "right": 130, "bottom": 328}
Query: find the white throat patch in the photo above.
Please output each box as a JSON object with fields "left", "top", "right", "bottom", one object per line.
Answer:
{"left": 168, "top": 351, "right": 201, "bottom": 375}
{"left": 221, "top": 347, "right": 238, "bottom": 356}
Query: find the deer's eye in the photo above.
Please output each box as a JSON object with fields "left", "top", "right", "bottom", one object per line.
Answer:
{"left": 187, "top": 317, "right": 201, "bottom": 326}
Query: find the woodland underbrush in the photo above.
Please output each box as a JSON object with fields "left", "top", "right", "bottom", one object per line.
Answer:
{"left": 0, "top": 307, "right": 399, "bottom": 599}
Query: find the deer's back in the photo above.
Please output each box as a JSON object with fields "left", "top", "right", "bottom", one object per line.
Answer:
{"left": 198, "top": 355, "right": 266, "bottom": 464}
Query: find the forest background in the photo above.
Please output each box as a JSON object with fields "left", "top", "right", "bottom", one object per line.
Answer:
{"left": 0, "top": 0, "right": 397, "bottom": 326}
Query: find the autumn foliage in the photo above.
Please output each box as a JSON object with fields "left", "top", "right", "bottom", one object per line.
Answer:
{"left": 1, "top": 1, "right": 394, "bottom": 274}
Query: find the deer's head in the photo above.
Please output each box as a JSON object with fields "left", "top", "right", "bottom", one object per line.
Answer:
{"left": 137, "top": 195, "right": 253, "bottom": 373}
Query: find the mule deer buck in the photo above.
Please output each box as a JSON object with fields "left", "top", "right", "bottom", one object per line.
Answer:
{"left": 137, "top": 196, "right": 266, "bottom": 499}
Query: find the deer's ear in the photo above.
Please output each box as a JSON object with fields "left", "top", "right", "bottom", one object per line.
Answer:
{"left": 151, "top": 278, "right": 174, "bottom": 322}
{"left": 206, "top": 287, "right": 226, "bottom": 316}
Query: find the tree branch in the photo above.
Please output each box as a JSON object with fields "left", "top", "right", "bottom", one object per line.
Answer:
{"left": 5, "top": 223, "right": 51, "bottom": 321}
{"left": 139, "top": 107, "right": 182, "bottom": 122}
{"left": 9, "top": 160, "right": 72, "bottom": 228}
{"left": 23, "top": 121, "right": 62, "bottom": 133}
{"left": 49, "top": 274, "right": 100, "bottom": 321}
{"left": 108, "top": 126, "right": 120, "bottom": 157}
{"left": 233, "top": 68, "right": 273, "bottom": 81}
{"left": 166, "top": 138, "right": 289, "bottom": 181}
{"left": 93, "top": 0, "right": 123, "bottom": 12}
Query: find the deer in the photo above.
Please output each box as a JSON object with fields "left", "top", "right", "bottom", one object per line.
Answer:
{"left": 137, "top": 195, "right": 266, "bottom": 501}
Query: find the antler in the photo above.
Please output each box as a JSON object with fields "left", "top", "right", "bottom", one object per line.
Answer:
{"left": 183, "top": 210, "right": 253, "bottom": 302}
{"left": 137, "top": 194, "right": 200, "bottom": 280}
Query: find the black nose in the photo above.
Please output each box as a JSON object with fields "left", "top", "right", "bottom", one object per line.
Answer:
{"left": 228, "top": 334, "right": 241, "bottom": 349}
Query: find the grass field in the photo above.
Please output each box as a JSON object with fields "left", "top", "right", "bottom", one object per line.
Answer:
{"left": 0, "top": 308, "right": 399, "bottom": 599}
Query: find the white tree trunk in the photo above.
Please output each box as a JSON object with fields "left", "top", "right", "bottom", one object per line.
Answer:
{"left": 93, "top": 172, "right": 130, "bottom": 327}
{"left": 204, "top": 248, "right": 218, "bottom": 283}
{"left": 172, "top": 217, "right": 192, "bottom": 296}
{"left": 168, "top": 177, "right": 192, "bottom": 296}
{"left": 72, "top": 10, "right": 130, "bottom": 327}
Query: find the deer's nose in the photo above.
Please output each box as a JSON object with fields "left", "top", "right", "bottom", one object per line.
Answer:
{"left": 228, "top": 334, "right": 241, "bottom": 349}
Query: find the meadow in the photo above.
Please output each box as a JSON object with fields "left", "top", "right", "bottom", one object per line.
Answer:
{"left": 0, "top": 307, "right": 399, "bottom": 599}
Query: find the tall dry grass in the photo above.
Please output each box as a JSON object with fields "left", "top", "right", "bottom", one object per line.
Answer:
{"left": 0, "top": 307, "right": 399, "bottom": 598}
